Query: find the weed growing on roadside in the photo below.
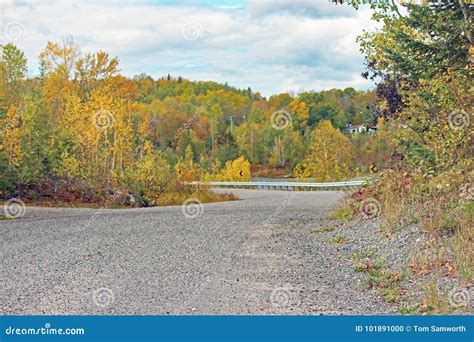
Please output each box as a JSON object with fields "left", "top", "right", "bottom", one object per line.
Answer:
{"left": 311, "top": 226, "right": 335, "bottom": 234}
{"left": 331, "top": 235, "right": 346, "bottom": 244}
{"left": 327, "top": 205, "right": 353, "bottom": 222}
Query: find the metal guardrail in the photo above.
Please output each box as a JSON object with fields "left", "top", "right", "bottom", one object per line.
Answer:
{"left": 191, "top": 180, "right": 366, "bottom": 190}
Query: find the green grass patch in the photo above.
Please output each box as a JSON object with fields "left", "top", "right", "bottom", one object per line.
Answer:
{"left": 311, "top": 226, "right": 335, "bottom": 234}
{"left": 398, "top": 304, "right": 421, "bottom": 315}
{"left": 331, "top": 235, "right": 346, "bottom": 244}
{"left": 327, "top": 207, "right": 353, "bottom": 222}
{"left": 354, "top": 257, "right": 406, "bottom": 303}
{"left": 349, "top": 250, "right": 377, "bottom": 261}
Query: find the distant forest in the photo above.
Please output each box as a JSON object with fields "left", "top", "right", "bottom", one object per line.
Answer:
{"left": 0, "top": 40, "right": 393, "bottom": 204}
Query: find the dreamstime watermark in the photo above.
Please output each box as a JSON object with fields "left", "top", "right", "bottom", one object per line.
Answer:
{"left": 182, "top": 21, "right": 204, "bottom": 40}
{"left": 4, "top": 322, "right": 85, "bottom": 336}
{"left": 173, "top": 114, "right": 198, "bottom": 141}
{"left": 360, "top": 198, "right": 381, "bottom": 219}
{"left": 270, "top": 109, "right": 292, "bottom": 130}
{"left": 92, "top": 287, "right": 114, "bottom": 308}
{"left": 3, "top": 198, "right": 26, "bottom": 219}
{"left": 270, "top": 286, "right": 300, "bottom": 308}
{"left": 92, "top": 109, "right": 115, "bottom": 131}
{"left": 448, "top": 287, "right": 470, "bottom": 308}
{"left": 448, "top": 109, "right": 470, "bottom": 130}
{"left": 2, "top": 20, "right": 25, "bottom": 41}
{"left": 181, "top": 198, "right": 204, "bottom": 219}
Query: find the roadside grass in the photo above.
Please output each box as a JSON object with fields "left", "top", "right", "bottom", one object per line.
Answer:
{"left": 311, "top": 226, "right": 335, "bottom": 234}
{"left": 398, "top": 301, "right": 442, "bottom": 315}
{"left": 408, "top": 199, "right": 473, "bottom": 313}
{"left": 349, "top": 250, "right": 377, "bottom": 261}
{"left": 378, "top": 174, "right": 410, "bottom": 234}
{"left": 418, "top": 279, "right": 451, "bottom": 315}
{"left": 398, "top": 305, "right": 422, "bottom": 315}
{"left": 327, "top": 206, "right": 353, "bottom": 222}
{"left": 452, "top": 202, "right": 474, "bottom": 284}
{"left": 352, "top": 253, "right": 406, "bottom": 304}
{"left": 406, "top": 241, "right": 450, "bottom": 278}
{"left": 399, "top": 278, "right": 467, "bottom": 315}
{"left": 350, "top": 170, "right": 473, "bottom": 314}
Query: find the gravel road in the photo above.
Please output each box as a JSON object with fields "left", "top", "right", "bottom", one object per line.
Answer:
{"left": 1, "top": 189, "right": 396, "bottom": 315}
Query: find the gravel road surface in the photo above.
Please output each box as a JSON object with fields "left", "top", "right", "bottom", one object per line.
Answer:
{"left": 1, "top": 189, "right": 395, "bottom": 315}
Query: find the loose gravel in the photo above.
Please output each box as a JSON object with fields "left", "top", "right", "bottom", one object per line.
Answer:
{"left": 1, "top": 189, "right": 398, "bottom": 315}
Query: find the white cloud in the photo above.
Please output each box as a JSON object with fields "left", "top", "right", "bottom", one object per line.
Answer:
{"left": 0, "top": 0, "right": 377, "bottom": 96}
{"left": 247, "top": 0, "right": 357, "bottom": 19}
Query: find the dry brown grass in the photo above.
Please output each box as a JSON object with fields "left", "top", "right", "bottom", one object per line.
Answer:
{"left": 348, "top": 170, "right": 473, "bottom": 313}
{"left": 451, "top": 211, "right": 474, "bottom": 284}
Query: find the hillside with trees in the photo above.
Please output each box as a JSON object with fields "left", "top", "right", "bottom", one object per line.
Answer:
{"left": 0, "top": 39, "right": 392, "bottom": 206}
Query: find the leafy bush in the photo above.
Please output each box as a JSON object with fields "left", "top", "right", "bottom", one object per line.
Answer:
{"left": 207, "top": 156, "right": 251, "bottom": 181}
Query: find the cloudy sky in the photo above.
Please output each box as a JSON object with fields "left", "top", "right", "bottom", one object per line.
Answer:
{"left": 0, "top": 0, "right": 378, "bottom": 96}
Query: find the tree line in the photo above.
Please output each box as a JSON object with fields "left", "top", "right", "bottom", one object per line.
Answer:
{"left": 0, "top": 39, "right": 393, "bottom": 204}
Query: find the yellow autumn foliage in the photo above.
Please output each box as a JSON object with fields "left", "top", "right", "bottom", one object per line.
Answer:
{"left": 212, "top": 156, "right": 251, "bottom": 181}
{"left": 0, "top": 105, "right": 22, "bottom": 168}
{"left": 132, "top": 140, "right": 174, "bottom": 204}
{"left": 175, "top": 145, "right": 200, "bottom": 182}
{"left": 294, "top": 120, "right": 355, "bottom": 181}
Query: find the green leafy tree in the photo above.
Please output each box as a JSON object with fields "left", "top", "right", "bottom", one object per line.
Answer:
{"left": 0, "top": 43, "right": 27, "bottom": 113}
{"left": 268, "top": 130, "right": 303, "bottom": 169}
